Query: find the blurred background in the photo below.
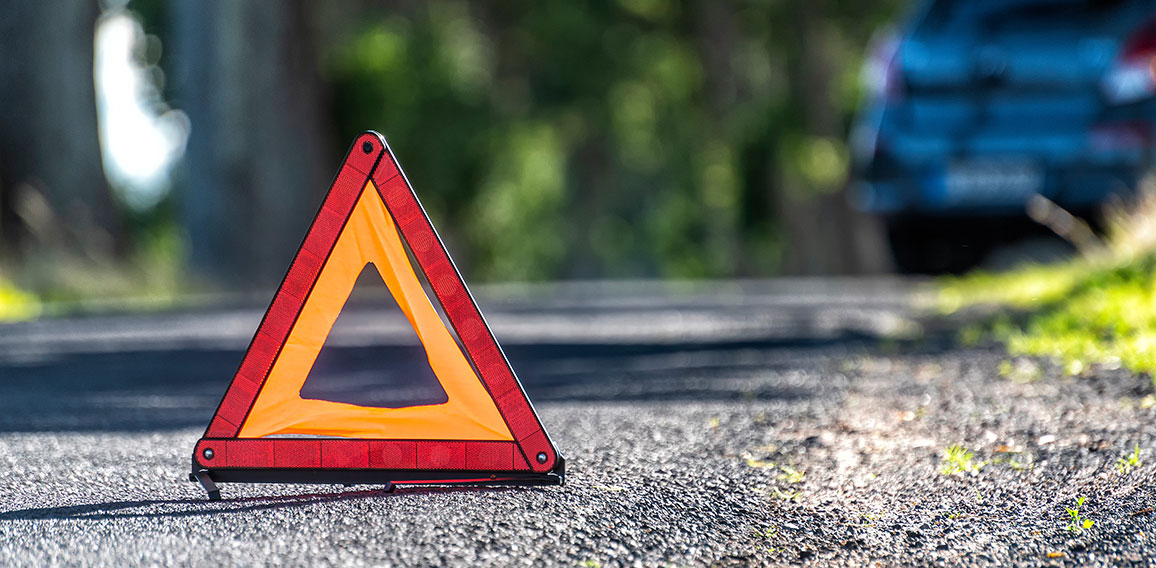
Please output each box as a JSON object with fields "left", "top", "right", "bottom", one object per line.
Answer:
{"left": 2, "top": 0, "right": 1155, "bottom": 316}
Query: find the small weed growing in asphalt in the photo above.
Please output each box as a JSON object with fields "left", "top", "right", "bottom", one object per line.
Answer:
{"left": 1065, "top": 496, "right": 1095, "bottom": 535}
{"left": 755, "top": 525, "right": 780, "bottom": 552}
{"left": 581, "top": 560, "right": 601, "bottom": 568}
{"left": 778, "top": 465, "right": 805, "bottom": 484}
{"left": 1008, "top": 454, "right": 1035, "bottom": 472}
{"left": 939, "top": 445, "right": 984, "bottom": 475}
{"left": 771, "top": 488, "right": 802, "bottom": 502}
{"left": 1117, "top": 444, "right": 1142, "bottom": 474}
{"left": 975, "top": 489, "right": 983, "bottom": 502}
{"left": 742, "top": 452, "right": 774, "bottom": 469}
{"left": 592, "top": 484, "right": 627, "bottom": 492}
{"left": 998, "top": 359, "right": 1042, "bottom": 383}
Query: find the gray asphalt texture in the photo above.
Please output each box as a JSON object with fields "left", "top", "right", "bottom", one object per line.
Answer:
{"left": 2, "top": 278, "right": 1156, "bottom": 566}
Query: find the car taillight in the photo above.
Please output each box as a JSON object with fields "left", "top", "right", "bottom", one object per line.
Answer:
{"left": 1089, "top": 122, "right": 1152, "bottom": 152}
{"left": 862, "top": 29, "right": 904, "bottom": 102}
{"left": 1103, "top": 19, "right": 1156, "bottom": 105}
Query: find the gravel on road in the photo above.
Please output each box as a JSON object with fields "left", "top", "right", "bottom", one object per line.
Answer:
{"left": 2, "top": 279, "right": 1155, "bottom": 566}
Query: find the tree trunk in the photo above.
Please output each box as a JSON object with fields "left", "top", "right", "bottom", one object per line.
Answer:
{"left": 0, "top": 0, "right": 120, "bottom": 266}
{"left": 777, "top": 0, "right": 890, "bottom": 275}
{"left": 171, "top": 0, "right": 334, "bottom": 290}
{"left": 694, "top": 0, "right": 742, "bottom": 276}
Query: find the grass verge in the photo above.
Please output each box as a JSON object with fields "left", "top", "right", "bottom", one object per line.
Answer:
{"left": 0, "top": 276, "right": 40, "bottom": 322}
{"left": 939, "top": 189, "right": 1156, "bottom": 379}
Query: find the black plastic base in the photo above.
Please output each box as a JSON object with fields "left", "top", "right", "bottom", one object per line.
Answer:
{"left": 188, "top": 456, "right": 565, "bottom": 500}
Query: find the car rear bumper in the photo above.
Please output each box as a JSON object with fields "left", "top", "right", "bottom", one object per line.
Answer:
{"left": 852, "top": 162, "right": 1143, "bottom": 215}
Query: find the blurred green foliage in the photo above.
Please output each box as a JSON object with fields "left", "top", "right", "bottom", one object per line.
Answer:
{"left": 2, "top": 1, "right": 909, "bottom": 312}
{"left": 0, "top": 276, "right": 40, "bottom": 321}
{"left": 119, "top": 0, "right": 904, "bottom": 284}
{"left": 324, "top": 0, "right": 904, "bottom": 280}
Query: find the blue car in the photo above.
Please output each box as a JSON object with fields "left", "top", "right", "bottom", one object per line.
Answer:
{"left": 850, "top": 0, "right": 1156, "bottom": 272}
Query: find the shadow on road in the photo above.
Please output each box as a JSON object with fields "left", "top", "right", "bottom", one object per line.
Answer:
{"left": 0, "top": 333, "right": 894, "bottom": 433}
{"left": 0, "top": 279, "right": 943, "bottom": 433}
{"left": 0, "top": 486, "right": 523, "bottom": 521}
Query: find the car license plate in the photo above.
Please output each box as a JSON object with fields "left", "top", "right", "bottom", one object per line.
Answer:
{"left": 942, "top": 160, "right": 1042, "bottom": 205}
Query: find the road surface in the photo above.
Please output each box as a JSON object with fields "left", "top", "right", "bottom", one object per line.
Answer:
{"left": 2, "top": 278, "right": 1155, "bottom": 566}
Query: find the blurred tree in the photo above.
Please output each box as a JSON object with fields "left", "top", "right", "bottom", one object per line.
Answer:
{"left": 0, "top": 1, "right": 122, "bottom": 270}
{"left": 0, "top": 0, "right": 915, "bottom": 301}
{"left": 775, "top": 0, "right": 894, "bottom": 273}
{"left": 170, "top": 0, "right": 335, "bottom": 289}
{"left": 323, "top": 0, "right": 904, "bottom": 280}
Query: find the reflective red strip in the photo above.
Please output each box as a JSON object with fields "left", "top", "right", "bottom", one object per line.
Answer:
{"left": 370, "top": 441, "right": 416, "bottom": 468}
{"left": 465, "top": 441, "right": 514, "bottom": 470}
{"left": 195, "top": 440, "right": 225, "bottom": 466}
{"left": 326, "top": 164, "right": 369, "bottom": 216}
{"left": 196, "top": 439, "right": 524, "bottom": 471}
{"left": 417, "top": 441, "right": 466, "bottom": 469}
{"left": 322, "top": 440, "right": 371, "bottom": 468}
{"left": 345, "top": 136, "right": 382, "bottom": 176}
{"left": 511, "top": 451, "right": 531, "bottom": 471}
{"left": 282, "top": 249, "right": 323, "bottom": 301}
{"left": 519, "top": 429, "right": 555, "bottom": 473}
{"left": 274, "top": 439, "right": 321, "bottom": 468}
{"left": 371, "top": 151, "right": 398, "bottom": 186}
{"left": 205, "top": 415, "right": 237, "bottom": 438}
{"left": 226, "top": 439, "right": 274, "bottom": 468}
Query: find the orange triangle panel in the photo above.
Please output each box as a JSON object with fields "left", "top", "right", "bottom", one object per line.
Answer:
{"left": 190, "top": 132, "right": 562, "bottom": 497}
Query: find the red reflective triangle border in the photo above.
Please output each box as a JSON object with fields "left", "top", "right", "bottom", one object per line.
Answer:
{"left": 192, "top": 132, "right": 560, "bottom": 480}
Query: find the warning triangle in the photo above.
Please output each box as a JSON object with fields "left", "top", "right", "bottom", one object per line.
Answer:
{"left": 190, "top": 132, "right": 563, "bottom": 499}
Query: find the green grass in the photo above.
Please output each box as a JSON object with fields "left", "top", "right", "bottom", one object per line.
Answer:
{"left": 777, "top": 465, "right": 805, "bottom": 484}
{"left": 0, "top": 222, "right": 191, "bottom": 320}
{"left": 1117, "top": 444, "right": 1142, "bottom": 474}
{"left": 940, "top": 188, "right": 1156, "bottom": 379}
{"left": 1065, "top": 496, "right": 1095, "bottom": 535}
{"left": 771, "top": 488, "right": 802, "bottom": 502}
{"left": 939, "top": 445, "right": 984, "bottom": 476}
{"left": 0, "top": 276, "right": 40, "bottom": 322}
{"left": 939, "top": 261, "right": 1088, "bottom": 313}
{"left": 942, "top": 253, "right": 1156, "bottom": 377}
{"left": 1008, "top": 454, "right": 1035, "bottom": 472}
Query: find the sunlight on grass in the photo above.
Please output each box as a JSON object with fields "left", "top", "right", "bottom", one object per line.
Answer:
{"left": 10, "top": 223, "right": 189, "bottom": 314}
{"left": 0, "top": 277, "right": 41, "bottom": 321}
{"left": 939, "top": 444, "right": 983, "bottom": 476}
{"left": 939, "top": 261, "right": 1087, "bottom": 313}
{"left": 944, "top": 254, "right": 1156, "bottom": 377}
{"left": 939, "top": 182, "right": 1156, "bottom": 378}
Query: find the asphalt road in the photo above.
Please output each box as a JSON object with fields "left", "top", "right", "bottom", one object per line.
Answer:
{"left": 2, "top": 278, "right": 1156, "bottom": 566}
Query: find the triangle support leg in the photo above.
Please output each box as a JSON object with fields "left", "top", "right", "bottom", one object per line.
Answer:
{"left": 191, "top": 469, "right": 221, "bottom": 501}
